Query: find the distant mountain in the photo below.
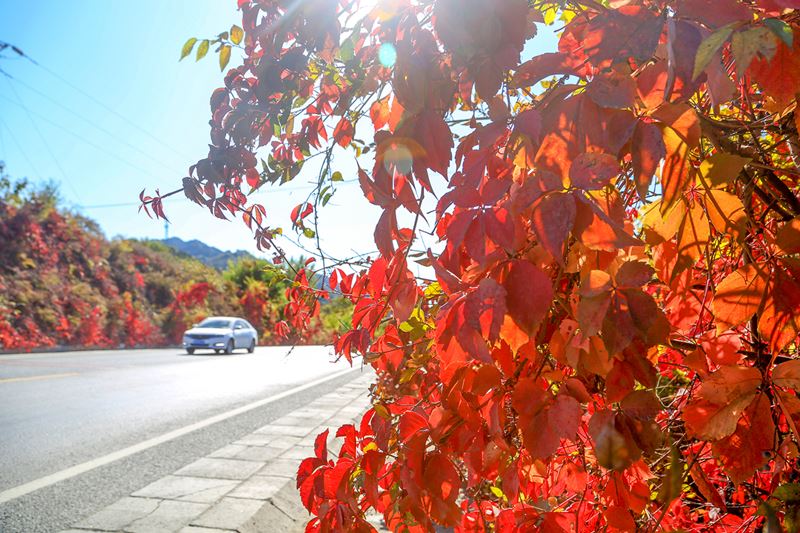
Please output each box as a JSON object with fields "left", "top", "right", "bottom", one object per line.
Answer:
{"left": 160, "top": 237, "right": 255, "bottom": 270}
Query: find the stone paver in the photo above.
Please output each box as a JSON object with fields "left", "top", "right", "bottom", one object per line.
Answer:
{"left": 178, "top": 527, "right": 233, "bottom": 533}
{"left": 228, "top": 475, "right": 287, "bottom": 500}
{"left": 208, "top": 444, "right": 248, "bottom": 459}
{"left": 258, "top": 457, "right": 303, "bottom": 479}
{"left": 63, "top": 371, "right": 374, "bottom": 533}
{"left": 191, "top": 497, "right": 263, "bottom": 530}
{"left": 278, "top": 445, "right": 315, "bottom": 461}
{"left": 175, "top": 457, "right": 264, "bottom": 480}
{"left": 132, "top": 476, "right": 239, "bottom": 504}
{"left": 73, "top": 497, "right": 160, "bottom": 531}
{"left": 253, "top": 424, "right": 312, "bottom": 437}
{"left": 125, "top": 500, "right": 209, "bottom": 533}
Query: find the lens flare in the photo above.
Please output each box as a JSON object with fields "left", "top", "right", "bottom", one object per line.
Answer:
{"left": 378, "top": 43, "right": 397, "bottom": 68}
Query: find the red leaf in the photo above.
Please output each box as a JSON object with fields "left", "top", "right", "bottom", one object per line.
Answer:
{"left": 502, "top": 260, "right": 553, "bottom": 335}
{"left": 513, "top": 379, "right": 581, "bottom": 459}
{"left": 465, "top": 278, "right": 507, "bottom": 341}
{"left": 512, "top": 52, "right": 577, "bottom": 88}
{"left": 631, "top": 121, "right": 665, "bottom": 200}
{"left": 399, "top": 410, "right": 429, "bottom": 441}
{"left": 314, "top": 429, "right": 329, "bottom": 461}
{"left": 569, "top": 152, "right": 619, "bottom": 190}
{"left": 333, "top": 117, "right": 354, "bottom": 147}
{"left": 581, "top": 6, "right": 664, "bottom": 65}
{"left": 245, "top": 167, "right": 260, "bottom": 189}
{"left": 531, "top": 192, "right": 576, "bottom": 263}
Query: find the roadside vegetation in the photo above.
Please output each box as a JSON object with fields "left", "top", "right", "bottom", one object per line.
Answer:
{"left": 0, "top": 165, "right": 351, "bottom": 351}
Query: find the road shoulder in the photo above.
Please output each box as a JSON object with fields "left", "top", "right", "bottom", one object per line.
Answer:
{"left": 62, "top": 373, "right": 374, "bottom": 533}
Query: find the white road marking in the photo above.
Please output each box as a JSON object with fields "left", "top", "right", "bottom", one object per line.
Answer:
{"left": 0, "top": 367, "right": 359, "bottom": 504}
{"left": 0, "top": 372, "right": 79, "bottom": 384}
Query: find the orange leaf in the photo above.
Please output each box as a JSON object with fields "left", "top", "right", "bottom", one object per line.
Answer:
{"left": 370, "top": 97, "right": 390, "bottom": 130}
{"left": 773, "top": 359, "right": 800, "bottom": 389}
{"left": 711, "top": 392, "right": 774, "bottom": 484}
{"left": 654, "top": 103, "right": 700, "bottom": 213}
{"left": 758, "top": 268, "right": 800, "bottom": 354}
{"left": 748, "top": 27, "right": 800, "bottom": 109}
{"left": 711, "top": 263, "right": 768, "bottom": 333}
{"left": 683, "top": 365, "right": 761, "bottom": 440}
{"left": 775, "top": 216, "right": 800, "bottom": 255}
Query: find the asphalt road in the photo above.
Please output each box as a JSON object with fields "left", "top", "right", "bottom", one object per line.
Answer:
{"left": 0, "top": 345, "right": 364, "bottom": 532}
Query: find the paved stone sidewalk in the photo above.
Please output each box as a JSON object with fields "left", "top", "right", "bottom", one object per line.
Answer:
{"left": 62, "top": 371, "right": 374, "bottom": 533}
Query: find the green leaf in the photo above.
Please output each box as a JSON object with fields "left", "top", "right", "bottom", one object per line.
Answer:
{"left": 180, "top": 37, "right": 197, "bottom": 61}
{"left": 303, "top": 228, "right": 316, "bottom": 238}
{"left": 765, "top": 18, "right": 793, "bottom": 48}
{"left": 230, "top": 25, "right": 244, "bottom": 45}
{"left": 331, "top": 171, "right": 343, "bottom": 182}
{"left": 731, "top": 26, "right": 778, "bottom": 78}
{"left": 196, "top": 39, "right": 210, "bottom": 61}
{"left": 219, "top": 44, "right": 232, "bottom": 71}
{"left": 339, "top": 38, "right": 355, "bottom": 62}
{"left": 773, "top": 483, "right": 800, "bottom": 503}
{"left": 693, "top": 24, "right": 735, "bottom": 80}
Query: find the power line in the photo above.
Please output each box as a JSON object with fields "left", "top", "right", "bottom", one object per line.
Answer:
{"left": 33, "top": 62, "right": 192, "bottom": 160}
{"left": 0, "top": 93, "right": 168, "bottom": 182}
{"left": 5, "top": 78, "right": 82, "bottom": 202}
{"left": 5, "top": 74, "right": 183, "bottom": 173}
{"left": 0, "top": 117, "right": 43, "bottom": 180}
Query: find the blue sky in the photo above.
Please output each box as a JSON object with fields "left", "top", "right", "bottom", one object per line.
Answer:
{"left": 1, "top": 2, "right": 556, "bottom": 262}
{"left": 0, "top": 1, "right": 377, "bottom": 260}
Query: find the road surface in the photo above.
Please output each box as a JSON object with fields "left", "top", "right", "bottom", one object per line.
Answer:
{"left": 0, "top": 345, "right": 363, "bottom": 532}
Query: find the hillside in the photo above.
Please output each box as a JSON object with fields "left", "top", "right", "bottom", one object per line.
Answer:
{"left": 0, "top": 168, "right": 350, "bottom": 351}
{"left": 160, "top": 237, "right": 255, "bottom": 270}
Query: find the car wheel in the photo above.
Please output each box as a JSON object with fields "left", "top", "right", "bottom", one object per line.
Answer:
{"left": 215, "top": 349, "right": 222, "bottom": 354}
{"left": 224, "top": 339, "right": 234, "bottom": 355}
{"left": 186, "top": 348, "right": 195, "bottom": 355}
{"left": 248, "top": 339, "right": 255, "bottom": 353}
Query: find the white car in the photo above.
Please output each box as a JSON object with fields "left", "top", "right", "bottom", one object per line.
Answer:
{"left": 182, "top": 317, "right": 258, "bottom": 354}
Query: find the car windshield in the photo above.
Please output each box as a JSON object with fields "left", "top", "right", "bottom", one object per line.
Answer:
{"left": 197, "top": 319, "right": 231, "bottom": 329}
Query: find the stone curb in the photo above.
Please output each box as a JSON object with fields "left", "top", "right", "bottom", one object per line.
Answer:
{"left": 62, "top": 372, "right": 374, "bottom": 533}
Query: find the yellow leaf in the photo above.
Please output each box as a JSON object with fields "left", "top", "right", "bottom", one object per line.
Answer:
{"left": 196, "top": 39, "right": 210, "bottom": 61}
{"left": 705, "top": 189, "right": 746, "bottom": 239}
{"left": 230, "top": 25, "right": 244, "bottom": 45}
{"left": 219, "top": 44, "right": 231, "bottom": 71}
{"left": 180, "top": 37, "right": 197, "bottom": 61}
{"left": 698, "top": 153, "right": 751, "bottom": 188}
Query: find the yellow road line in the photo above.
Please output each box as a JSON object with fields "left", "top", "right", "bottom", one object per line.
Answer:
{"left": 0, "top": 372, "right": 79, "bottom": 384}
